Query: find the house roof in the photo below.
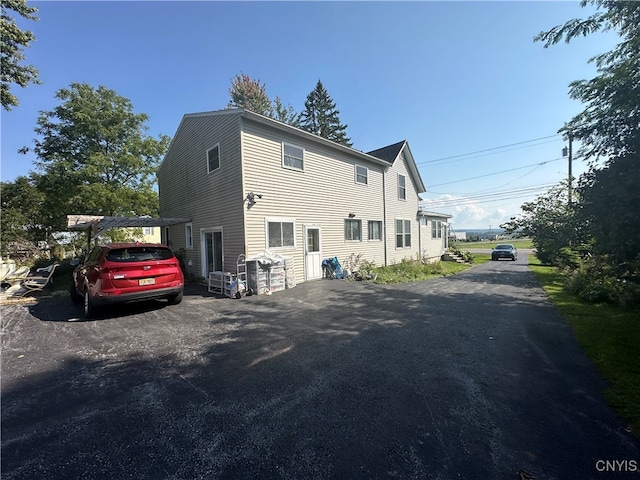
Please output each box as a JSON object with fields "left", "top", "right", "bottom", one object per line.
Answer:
{"left": 366, "top": 140, "right": 406, "bottom": 164}
{"left": 368, "top": 140, "right": 426, "bottom": 194}
{"left": 161, "top": 108, "right": 427, "bottom": 193}
{"left": 166, "top": 109, "right": 391, "bottom": 169}
{"left": 417, "top": 208, "right": 452, "bottom": 219}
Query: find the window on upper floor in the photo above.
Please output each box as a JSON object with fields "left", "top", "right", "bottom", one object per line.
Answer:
{"left": 345, "top": 219, "right": 362, "bottom": 241}
{"left": 207, "top": 144, "right": 220, "bottom": 173}
{"left": 355, "top": 165, "right": 368, "bottom": 185}
{"left": 398, "top": 174, "right": 406, "bottom": 200}
{"left": 282, "top": 143, "right": 304, "bottom": 171}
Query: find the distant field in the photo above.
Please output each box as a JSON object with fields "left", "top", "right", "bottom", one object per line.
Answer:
{"left": 452, "top": 238, "right": 533, "bottom": 249}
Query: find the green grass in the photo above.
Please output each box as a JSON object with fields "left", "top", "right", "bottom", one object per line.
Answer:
{"left": 529, "top": 255, "right": 640, "bottom": 436}
{"left": 454, "top": 238, "right": 534, "bottom": 249}
{"left": 373, "top": 259, "right": 474, "bottom": 284}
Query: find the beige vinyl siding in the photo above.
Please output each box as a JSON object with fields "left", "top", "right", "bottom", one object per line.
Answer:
{"left": 158, "top": 112, "right": 246, "bottom": 276}
{"left": 384, "top": 147, "right": 421, "bottom": 265}
{"left": 241, "top": 118, "right": 385, "bottom": 283}
{"left": 420, "top": 217, "right": 448, "bottom": 262}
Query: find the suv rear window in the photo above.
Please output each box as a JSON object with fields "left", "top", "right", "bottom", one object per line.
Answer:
{"left": 106, "top": 247, "right": 174, "bottom": 262}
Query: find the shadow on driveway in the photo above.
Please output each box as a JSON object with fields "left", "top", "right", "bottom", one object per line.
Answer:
{"left": 2, "top": 260, "right": 639, "bottom": 479}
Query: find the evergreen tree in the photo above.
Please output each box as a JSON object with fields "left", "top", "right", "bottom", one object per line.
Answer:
{"left": 272, "top": 96, "right": 300, "bottom": 127}
{"left": 300, "top": 80, "right": 351, "bottom": 147}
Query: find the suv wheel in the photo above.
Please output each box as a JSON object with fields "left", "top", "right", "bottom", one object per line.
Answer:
{"left": 167, "top": 291, "right": 183, "bottom": 305}
{"left": 69, "top": 282, "right": 83, "bottom": 303}
{"left": 84, "top": 289, "right": 96, "bottom": 319}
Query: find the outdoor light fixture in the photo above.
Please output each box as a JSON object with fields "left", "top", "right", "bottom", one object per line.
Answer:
{"left": 348, "top": 213, "right": 356, "bottom": 218}
{"left": 246, "top": 191, "right": 262, "bottom": 208}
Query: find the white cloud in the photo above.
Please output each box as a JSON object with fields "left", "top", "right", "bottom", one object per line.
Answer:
{"left": 421, "top": 195, "right": 512, "bottom": 230}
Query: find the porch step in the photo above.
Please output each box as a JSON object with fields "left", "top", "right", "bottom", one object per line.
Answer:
{"left": 441, "top": 252, "right": 469, "bottom": 264}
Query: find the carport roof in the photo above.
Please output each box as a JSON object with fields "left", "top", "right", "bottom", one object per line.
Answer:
{"left": 67, "top": 215, "right": 190, "bottom": 239}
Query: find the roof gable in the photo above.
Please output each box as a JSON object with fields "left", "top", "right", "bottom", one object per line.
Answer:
{"left": 366, "top": 140, "right": 406, "bottom": 164}
{"left": 368, "top": 140, "right": 426, "bottom": 194}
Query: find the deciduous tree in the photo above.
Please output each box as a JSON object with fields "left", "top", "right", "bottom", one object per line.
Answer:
{"left": 1, "top": 0, "right": 40, "bottom": 110}
{"left": 535, "top": 1, "right": 640, "bottom": 272}
{"left": 534, "top": 0, "right": 639, "bottom": 160}
{"left": 0, "top": 175, "right": 45, "bottom": 256}
{"left": 500, "top": 183, "right": 581, "bottom": 265}
{"left": 227, "top": 73, "right": 273, "bottom": 117}
{"left": 31, "top": 83, "right": 170, "bottom": 231}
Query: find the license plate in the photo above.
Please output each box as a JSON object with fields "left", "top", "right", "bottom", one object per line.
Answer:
{"left": 139, "top": 278, "right": 155, "bottom": 286}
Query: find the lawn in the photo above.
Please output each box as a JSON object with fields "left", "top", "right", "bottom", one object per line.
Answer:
{"left": 529, "top": 256, "right": 640, "bottom": 437}
{"left": 454, "top": 238, "right": 534, "bottom": 249}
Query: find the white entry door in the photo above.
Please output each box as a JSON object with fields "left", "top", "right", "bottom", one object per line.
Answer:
{"left": 304, "top": 225, "right": 322, "bottom": 281}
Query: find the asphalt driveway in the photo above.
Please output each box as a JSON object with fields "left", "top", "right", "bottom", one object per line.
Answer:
{"left": 2, "top": 254, "right": 638, "bottom": 479}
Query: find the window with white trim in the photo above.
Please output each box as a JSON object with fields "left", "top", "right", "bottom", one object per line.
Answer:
{"left": 431, "top": 220, "right": 442, "bottom": 239}
{"left": 207, "top": 144, "right": 220, "bottom": 173}
{"left": 282, "top": 143, "right": 304, "bottom": 171}
{"left": 395, "top": 219, "right": 412, "bottom": 248}
{"left": 368, "top": 220, "right": 382, "bottom": 241}
{"left": 185, "top": 223, "right": 194, "bottom": 249}
{"left": 398, "top": 174, "right": 406, "bottom": 200}
{"left": 344, "top": 219, "right": 362, "bottom": 241}
{"left": 355, "top": 165, "right": 368, "bottom": 185}
{"left": 143, "top": 226, "right": 154, "bottom": 236}
{"left": 266, "top": 218, "right": 295, "bottom": 249}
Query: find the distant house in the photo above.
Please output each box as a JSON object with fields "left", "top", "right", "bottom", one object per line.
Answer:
{"left": 158, "top": 108, "right": 449, "bottom": 284}
{"left": 448, "top": 230, "right": 466, "bottom": 242}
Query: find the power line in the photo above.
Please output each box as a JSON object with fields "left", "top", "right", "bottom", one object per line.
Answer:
{"left": 421, "top": 184, "right": 556, "bottom": 208}
{"left": 425, "top": 157, "right": 564, "bottom": 188}
{"left": 419, "top": 134, "right": 560, "bottom": 166}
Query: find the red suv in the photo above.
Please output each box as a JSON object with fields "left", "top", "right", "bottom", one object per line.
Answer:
{"left": 70, "top": 243, "right": 184, "bottom": 318}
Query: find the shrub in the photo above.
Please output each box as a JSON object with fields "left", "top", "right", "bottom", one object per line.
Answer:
{"left": 563, "top": 255, "right": 640, "bottom": 309}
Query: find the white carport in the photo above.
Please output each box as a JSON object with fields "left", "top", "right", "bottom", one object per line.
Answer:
{"left": 67, "top": 215, "right": 191, "bottom": 250}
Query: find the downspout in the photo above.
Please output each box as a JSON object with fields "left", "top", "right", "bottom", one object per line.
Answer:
{"left": 382, "top": 168, "right": 388, "bottom": 267}
{"left": 418, "top": 210, "right": 422, "bottom": 262}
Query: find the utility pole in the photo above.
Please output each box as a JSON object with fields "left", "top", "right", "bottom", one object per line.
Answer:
{"left": 562, "top": 131, "right": 574, "bottom": 205}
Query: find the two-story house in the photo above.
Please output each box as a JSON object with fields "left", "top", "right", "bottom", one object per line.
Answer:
{"left": 158, "top": 108, "right": 444, "bottom": 285}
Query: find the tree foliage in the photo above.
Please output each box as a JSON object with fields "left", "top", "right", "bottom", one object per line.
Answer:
{"left": 300, "top": 80, "right": 352, "bottom": 147}
{"left": 523, "top": 1, "right": 640, "bottom": 307}
{"left": 227, "top": 73, "right": 301, "bottom": 127}
{"left": 31, "top": 83, "right": 170, "bottom": 231}
{"left": 0, "top": 175, "right": 46, "bottom": 256}
{"left": 534, "top": 0, "right": 640, "bottom": 160}
{"left": 272, "top": 95, "right": 300, "bottom": 127}
{"left": 1, "top": 0, "right": 40, "bottom": 110}
{"left": 500, "top": 183, "right": 581, "bottom": 265}
{"left": 576, "top": 157, "right": 640, "bottom": 266}
{"left": 227, "top": 73, "right": 273, "bottom": 117}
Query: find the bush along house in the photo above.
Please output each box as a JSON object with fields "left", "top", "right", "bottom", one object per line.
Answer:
{"left": 158, "top": 108, "right": 450, "bottom": 287}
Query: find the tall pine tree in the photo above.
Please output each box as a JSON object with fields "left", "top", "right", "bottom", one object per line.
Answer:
{"left": 300, "top": 80, "right": 351, "bottom": 147}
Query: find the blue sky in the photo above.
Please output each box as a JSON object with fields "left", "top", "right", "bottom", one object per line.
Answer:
{"left": 1, "top": 1, "right": 618, "bottom": 229}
